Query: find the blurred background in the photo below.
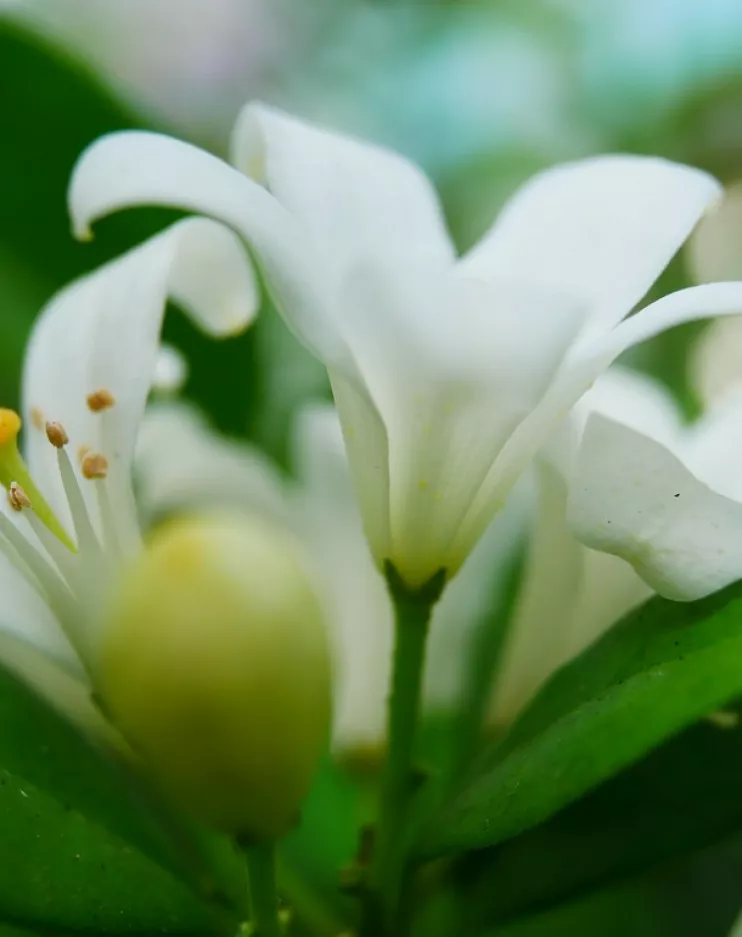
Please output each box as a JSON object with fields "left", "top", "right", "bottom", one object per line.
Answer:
{"left": 2, "top": 0, "right": 742, "bottom": 933}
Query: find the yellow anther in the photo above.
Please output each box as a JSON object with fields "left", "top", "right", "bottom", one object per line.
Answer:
{"left": 81, "top": 452, "right": 108, "bottom": 479}
{"left": 45, "top": 422, "right": 69, "bottom": 449}
{"left": 77, "top": 445, "right": 90, "bottom": 465}
{"left": 7, "top": 482, "right": 31, "bottom": 512}
{"left": 86, "top": 389, "right": 116, "bottom": 413}
{"left": 0, "top": 409, "right": 21, "bottom": 447}
{"left": 0, "top": 407, "right": 74, "bottom": 551}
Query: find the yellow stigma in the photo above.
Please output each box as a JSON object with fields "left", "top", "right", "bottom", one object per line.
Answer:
{"left": 0, "top": 408, "right": 75, "bottom": 551}
{"left": 0, "top": 409, "right": 21, "bottom": 447}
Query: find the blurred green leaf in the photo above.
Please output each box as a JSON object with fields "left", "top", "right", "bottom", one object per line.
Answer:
{"left": 280, "top": 754, "right": 361, "bottom": 935}
{"left": 0, "top": 661, "right": 246, "bottom": 934}
{"left": 446, "top": 699, "right": 742, "bottom": 928}
{"left": 425, "top": 579, "right": 742, "bottom": 857}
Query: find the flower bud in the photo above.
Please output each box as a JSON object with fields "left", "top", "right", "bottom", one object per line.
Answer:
{"left": 97, "top": 514, "right": 331, "bottom": 840}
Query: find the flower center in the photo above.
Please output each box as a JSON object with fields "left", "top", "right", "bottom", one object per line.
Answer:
{"left": 0, "top": 396, "right": 135, "bottom": 669}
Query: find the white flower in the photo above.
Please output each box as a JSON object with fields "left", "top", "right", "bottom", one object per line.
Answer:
{"left": 489, "top": 367, "right": 672, "bottom": 727}
{"left": 136, "top": 399, "right": 524, "bottom": 761}
{"left": 0, "top": 218, "right": 256, "bottom": 729}
{"left": 68, "top": 102, "right": 742, "bottom": 588}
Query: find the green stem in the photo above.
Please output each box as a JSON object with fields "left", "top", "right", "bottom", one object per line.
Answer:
{"left": 245, "top": 841, "right": 281, "bottom": 937}
{"left": 367, "top": 563, "right": 446, "bottom": 934}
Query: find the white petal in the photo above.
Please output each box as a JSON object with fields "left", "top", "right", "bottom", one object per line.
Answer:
{"left": 459, "top": 281, "right": 742, "bottom": 551}
{"left": 489, "top": 464, "right": 583, "bottom": 728}
{"left": 69, "top": 130, "right": 347, "bottom": 365}
{"left": 682, "top": 389, "right": 742, "bottom": 502}
{"left": 332, "top": 261, "right": 583, "bottom": 585}
{"left": 690, "top": 316, "right": 742, "bottom": 409}
{"left": 687, "top": 180, "right": 742, "bottom": 284}
{"left": 461, "top": 155, "right": 720, "bottom": 331}
{"left": 567, "top": 548, "right": 650, "bottom": 657}
{"left": 23, "top": 218, "right": 257, "bottom": 547}
{"left": 577, "top": 365, "right": 683, "bottom": 446}
{"left": 135, "top": 401, "right": 288, "bottom": 525}
{"left": 231, "top": 102, "right": 455, "bottom": 268}
{"left": 152, "top": 344, "right": 188, "bottom": 394}
{"left": 291, "top": 402, "right": 392, "bottom": 760}
{"left": 327, "top": 370, "right": 392, "bottom": 569}
{"left": 568, "top": 413, "right": 742, "bottom": 601}
{"left": 425, "top": 479, "right": 532, "bottom": 715}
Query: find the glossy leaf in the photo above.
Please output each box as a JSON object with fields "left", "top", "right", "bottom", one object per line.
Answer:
{"left": 446, "top": 699, "right": 742, "bottom": 927}
{"left": 426, "top": 579, "right": 742, "bottom": 856}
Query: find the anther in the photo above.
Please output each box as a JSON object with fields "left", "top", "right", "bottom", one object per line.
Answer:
{"left": 81, "top": 452, "right": 108, "bottom": 480}
{"left": 77, "top": 445, "right": 90, "bottom": 465}
{"left": 30, "top": 407, "right": 44, "bottom": 431}
{"left": 45, "top": 422, "right": 69, "bottom": 449}
{"left": 86, "top": 389, "right": 116, "bottom": 413}
{"left": 8, "top": 482, "right": 31, "bottom": 512}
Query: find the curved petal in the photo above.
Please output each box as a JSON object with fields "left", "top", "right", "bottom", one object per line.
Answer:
{"left": 568, "top": 413, "right": 742, "bottom": 601}
{"left": 461, "top": 156, "right": 721, "bottom": 332}
{"left": 577, "top": 365, "right": 683, "bottom": 445}
{"left": 231, "top": 102, "right": 455, "bottom": 268}
{"left": 454, "top": 281, "right": 742, "bottom": 559}
{"left": 23, "top": 218, "right": 256, "bottom": 547}
{"left": 682, "top": 389, "right": 742, "bottom": 501}
{"left": 135, "top": 401, "right": 288, "bottom": 525}
{"left": 69, "top": 130, "right": 347, "bottom": 365}
{"left": 690, "top": 316, "right": 742, "bottom": 409}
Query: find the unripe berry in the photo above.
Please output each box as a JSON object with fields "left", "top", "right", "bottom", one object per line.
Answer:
{"left": 98, "top": 514, "right": 331, "bottom": 840}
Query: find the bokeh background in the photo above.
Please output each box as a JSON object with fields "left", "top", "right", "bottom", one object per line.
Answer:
{"left": 2, "top": 1, "right": 742, "bottom": 934}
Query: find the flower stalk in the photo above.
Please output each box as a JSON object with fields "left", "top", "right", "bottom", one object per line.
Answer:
{"left": 367, "top": 563, "right": 445, "bottom": 933}
{"left": 244, "top": 840, "right": 282, "bottom": 937}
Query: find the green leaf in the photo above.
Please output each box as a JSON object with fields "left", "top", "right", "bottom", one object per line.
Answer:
{"left": 0, "top": 661, "right": 246, "bottom": 934}
{"left": 445, "top": 699, "right": 742, "bottom": 927}
{"left": 425, "top": 579, "right": 742, "bottom": 856}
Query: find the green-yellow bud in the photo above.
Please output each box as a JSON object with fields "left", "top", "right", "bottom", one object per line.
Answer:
{"left": 98, "top": 514, "right": 331, "bottom": 840}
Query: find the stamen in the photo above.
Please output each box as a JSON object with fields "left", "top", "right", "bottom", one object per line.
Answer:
{"left": 86, "top": 389, "right": 116, "bottom": 413}
{"left": 0, "top": 408, "right": 75, "bottom": 551}
{"left": 56, "top": 448, "right": 101, "bottom": 554}
{"left": 45, "top": 422, "right": 69, "bottom": 449}
{"left": 7, "top": 482, "right": 31, "bottom": 512}
{"left": 81, "top": 453, "right": 108, "bottom": 480}
{"left": 77, "top": 445, "right": 90, "bottom": 466}
{"left": 0, "top": 513, "right": 75, "bottom": 622}
{"left": 96, "top": 483, "right": 121, "bottom": 557}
